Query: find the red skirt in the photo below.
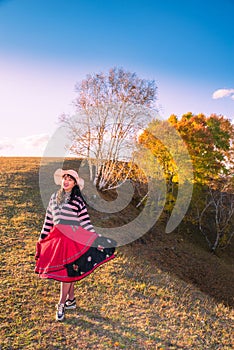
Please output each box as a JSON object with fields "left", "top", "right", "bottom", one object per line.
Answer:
{"left": 35, "top": 225, "right": 115, "bottom": 282}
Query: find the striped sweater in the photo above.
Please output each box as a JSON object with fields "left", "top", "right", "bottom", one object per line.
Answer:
{"left": 40, "top": 192, "right": 95, "bottom": 239}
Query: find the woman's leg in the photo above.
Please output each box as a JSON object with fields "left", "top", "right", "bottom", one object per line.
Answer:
{"left": 67, "top": 282, "right": 75, "bottom": 300}
{"left": 59, "top": 282, "right": 71, "bottom": 304}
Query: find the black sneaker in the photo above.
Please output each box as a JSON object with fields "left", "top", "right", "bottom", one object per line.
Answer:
{"left": 65, "top": 298, "right": 76, "bottom": 310}
{"left": 56, "top": 303, "right": 65, "bottom": 321}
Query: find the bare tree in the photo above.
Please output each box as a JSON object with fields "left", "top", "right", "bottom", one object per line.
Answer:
{"left": 60, "top": 67, "right": 157, "bottom": 190}
{"left": 196, "top": 177, "right": 234, "bottom": 252}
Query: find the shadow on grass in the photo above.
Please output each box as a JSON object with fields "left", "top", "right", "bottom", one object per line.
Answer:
{"left": 123, "top": 234, "right": 234, "bottom": 308}
{"left": 63, "top": 308, "right": 166, "bottom": 347}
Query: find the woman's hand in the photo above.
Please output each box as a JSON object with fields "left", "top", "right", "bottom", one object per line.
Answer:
{"left": 35, "top": 241, "right": 41, "bottom": 260}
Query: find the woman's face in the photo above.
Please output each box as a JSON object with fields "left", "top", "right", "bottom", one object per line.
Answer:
{"left": 62, "top": 174, "right": 76, "bottom": 192}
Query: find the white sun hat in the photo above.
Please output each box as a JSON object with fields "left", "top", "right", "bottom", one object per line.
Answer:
{"left": 54, "top": 168, "right": 84, "bottom": 190}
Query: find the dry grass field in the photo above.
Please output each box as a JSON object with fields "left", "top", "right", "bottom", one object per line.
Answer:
{"left": 0, "top": 157, "right": 233, "bottom": 349}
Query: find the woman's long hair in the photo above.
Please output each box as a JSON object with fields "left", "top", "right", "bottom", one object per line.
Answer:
{"left": 70, "top": 184, "right": 86, "bottom": 204}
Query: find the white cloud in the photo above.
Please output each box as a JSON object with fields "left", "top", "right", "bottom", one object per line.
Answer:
{"left": 20, "top": 134, "right": 50, "bottom": 148}
{"left": 212, "top": 88, "right": 234, "bottom": 100}
{"left": 0, "top": 133, "right": 50, "bottom": 156}
{"left": 0, "top": 138, "right": 14, "bottom": 151}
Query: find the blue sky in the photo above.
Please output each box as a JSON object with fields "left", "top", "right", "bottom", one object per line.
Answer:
{"left": 0, "top": 0, "right": 233, "bottom": 156}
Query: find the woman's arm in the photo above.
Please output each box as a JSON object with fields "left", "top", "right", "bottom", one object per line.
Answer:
{"left": 39, "top": 195, "right": 54, "bottom": 240}
{"left": 76, "top": 197, "right": 95, "bottom": 232}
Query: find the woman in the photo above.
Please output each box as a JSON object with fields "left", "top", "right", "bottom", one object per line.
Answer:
{"left": 35, "top": 168, "right": 116, "bottom": 321}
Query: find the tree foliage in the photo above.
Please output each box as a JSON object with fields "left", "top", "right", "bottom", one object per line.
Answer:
{"left": 168, "top": 113, "right": 234, "bottom": 185}
{"left": 138, "top": 113, "right": 234, "bottom": 250}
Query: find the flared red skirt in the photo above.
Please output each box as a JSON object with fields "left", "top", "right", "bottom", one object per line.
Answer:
{"left": 35, "top": 224, "right": 116, "bottom": 282}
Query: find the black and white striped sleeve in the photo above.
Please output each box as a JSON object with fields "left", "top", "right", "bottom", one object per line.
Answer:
{"left": 76, "top": 197, "right": 95, "bottom": 232}
{"left": 40, "top": 195, "right": 54, "bottom": 239}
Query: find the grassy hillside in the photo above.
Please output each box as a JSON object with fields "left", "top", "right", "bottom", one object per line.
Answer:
{"left": 0, "top": 157, "right": 233, "bottom": 349}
